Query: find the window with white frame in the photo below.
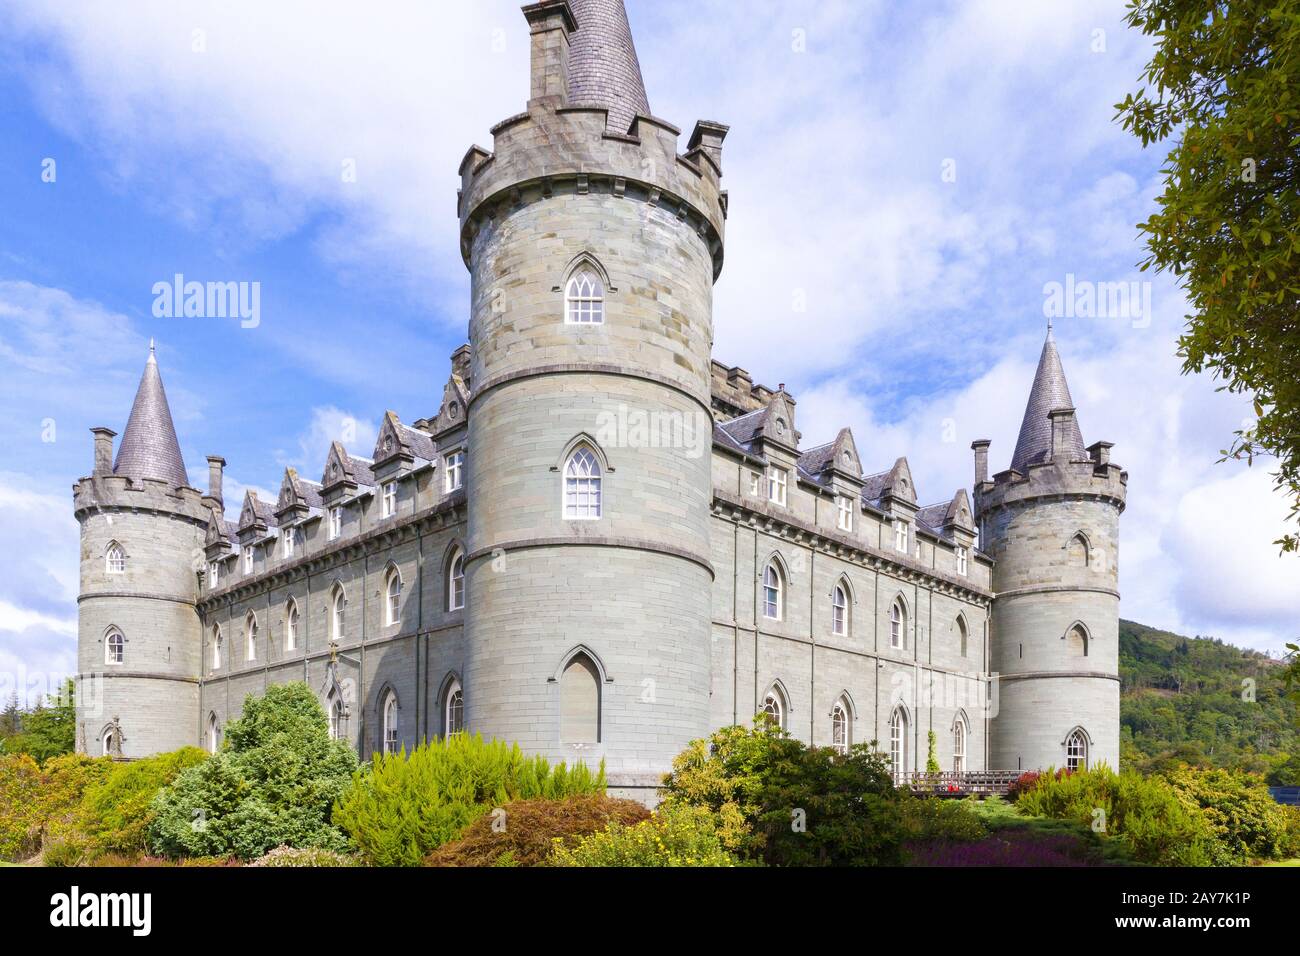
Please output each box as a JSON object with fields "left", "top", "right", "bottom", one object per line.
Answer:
{"left": 206, "top": 714, "right": 220, "bottom": 754}
{"left": 831, "top": 583, "right": 848, "bottom": 636}
{"left": 448, "top": 550, "right": 465, "bottom": 612}
{"left": 209, "top": 561, "right": 220, "bottom": 590}
{"left": 749, "top": 472, "right": 761, "bottom": 496}
{"left": 382, "top": 481, "right": 397, "bottom": 518}
{"left": 894, "top": 520, "right": 909, "bottom": 553}
{"left": 331, "top": 588, "right": 345, "bottom": 641}
{"left": 563, "top": 445, "right": 602, "bottom": 520}
{"left": 445, "top": 451, "right": 464, "bottom": 492}
{"left": 243, "top": 546, "right": 254, "bottom": 575}
{"left": 101, "top": 728, "right": 115, "bottom": 757}
{"left": 953, "top": 718, "right": 967, "bottom": 773}
{"left": 246, "top": 615, "right": 257, "bottom": 661}
{"left": 328, "top": 506, "right": 343, "bottom": 541}
{"left": 761, "top": 690, "right": 785, "bottom": 731}
{"left": 212, "top": 626, "right": 223, "bottom": 669}
{"left": 386, "top": 570, "right": 401, "bottom": 626}
{"left": 762, "top": 562, "right": 783, "bottom": 620}
{"left": 328, "top": 694, "right": 344, "bottom": 741}
{"left": 890, "top": 707, "right": 908, "bottom": 783}
{"left": 382, "top": 691, "right": 399, "bottom": 755}
{"left": 890, "top": 599, "right": 906, "bottom": 649}
{"left": 105, "top": 628, "right": 124, "bottom": 665}
{"left": 836, "top": 496, "right": 853, "bottom": 532}
{"left": 444, "top": 680, "right": 464, "bottom": 736}
{"left": 105, "top": 542, "right": 126, "bottom": 574}
{"left": 282, "top": 526, "right": 301, "bottom": 559}
{"left": 565, "top": 269, "right": 605, "bottom": 325}
{"left": 286, "top": 600, "right": 299, "bottom": 651}
{"left": 956, "top": 545, "right": 969, "bottom": 576}
{"left": 831, "top": 701, "right": 850, "bottom": 755}
{"left": 1065, "top": 728, "right": 1088, "bottom": 772}
{"left": 766, "top": 466, "right": 787, "bottom": 506}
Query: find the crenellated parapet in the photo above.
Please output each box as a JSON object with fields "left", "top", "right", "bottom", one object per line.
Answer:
{"left": 73, "top": 473, "right": 213, "bottom": 528}
{"left": 457, "top": 1, "right": 728, "bottom": 279}
{"left": 974, "top": 445, "right": 1128, "bottom": 520}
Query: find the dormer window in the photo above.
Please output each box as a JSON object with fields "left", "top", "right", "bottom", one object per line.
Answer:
{"left": 243, "top": 546, "right": 254, "bottom": 575}
{"left": 766, "top": 466, "right": 787, "bottom": 506}
{"left": 836, "top": 496, "right": 853, "bottom": 532}
{"left": 281, "top": 526, "right": 300, "bottom": 559}
{"left": 565, "top": 269, "right": 604, "bottom": 325}
{"left": 956, "top": 546, "right": 969, "bottom": 576}
{"left": 209, "top": 561, "right": 220, "bottom": 590}
{"left": 329, "top": 506, "right": 342, "bottom": 541}
{"left": 382, "top": 481, "right": 397, "bottom": 518}
{"left": 893, "top": 520, "right": 909, "bottom": 553}
{"left": 445, "top": 451, "right": 464, "bottom": 492}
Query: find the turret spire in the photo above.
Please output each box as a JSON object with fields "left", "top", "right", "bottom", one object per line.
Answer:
{"left": 1010, "top": 329, "right": 1086, "bottom": 472}
{"left": 114, "top": 342, "right": 189, "bottom": 487}
{"left": 566, "top": 0, "right": 651, "bottom": 133}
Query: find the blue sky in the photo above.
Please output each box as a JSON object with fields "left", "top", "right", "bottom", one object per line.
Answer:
{"left": 1, "top": 0, "right": 1296, "bottom": 702}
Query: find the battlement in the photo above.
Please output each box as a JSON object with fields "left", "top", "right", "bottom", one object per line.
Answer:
{"left": 73, "top": 473, "right": 214, "bottom": 526}
{"left": 457, "top": 1, "right": 728, "bottom": 278}
{"left": 973, "top": 452, "right": 1128, "bottom": 518}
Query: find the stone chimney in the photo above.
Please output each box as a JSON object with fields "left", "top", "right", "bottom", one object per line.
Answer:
{"left": 1049, "top": 408, "right": 1078, "bottom": 463}
{"left": 525, "top": 1, "right": 576, "bottom": 108}
{"left": 207, "top": 456, "right": 226, "bottom": 505}
{"left": 451, "top": 344, "right": 472, "bottom": 386}
{"left": 971, "top": 439, "right": 991, "bottom": 485}
{"left": 91, "top": 427, "right": 117, "bottom": 477}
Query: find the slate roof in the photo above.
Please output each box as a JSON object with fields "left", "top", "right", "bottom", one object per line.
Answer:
{"left": 113, "top": 341, "right": 188, "bottom": 488}
{"left": 567, "top": 0, "right": 651, "bottom": 133}
{"left": 1011, "top": 328, "right": 1086, "bottom": 472}
{"left": 397, "top": 422, "right": 437, "bottom": 461}
{"left": 717, "top": 407, "right": 766, "bottom": 449}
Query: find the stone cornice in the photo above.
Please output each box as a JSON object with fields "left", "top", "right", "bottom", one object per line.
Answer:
{"left": 993, "top": 671, "right": 1121, "bottom": 684}
{"left": 466, "top": 536, "right": 715, "bottom": 580}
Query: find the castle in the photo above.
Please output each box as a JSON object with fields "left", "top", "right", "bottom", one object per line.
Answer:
{"left": 72, "top": 0, "right": 1127, "bottom": 798}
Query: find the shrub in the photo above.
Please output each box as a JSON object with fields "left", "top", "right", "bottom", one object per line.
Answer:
{"left": 427, "top": 794, "right": 650, "bottom": 867}
{"left": 248, "top": 845, "right": 359, "bottom": 867}
{"left": 0, "top": 753, "right": 42, "bottom": 861}
{"left": 35, "top": 753, "right": 115, "bottom": 856}
{"left": 1015, "top": 764, "right": 1216, "bottom": 865}
{"left": 548, "top": 803, "right": 741, "bottom": 867}
{"left": 660, "top": 720, "right": 906, "bottom": 866}
{"left": 148, "top": 684, "right": 358, "bottom": 860}
{"left": 74, "top": 747, "right": 209, "bottom": 859}
{"left": 1278, "top": 805, "right": 1300, "bottom": 859}
{"left": 1163, "top": 766, "right": 1287, "bottom": 864}
{"left": 899, "top": 795, "right": 988, "bottom": 846}
{"left": 334, "top": 733, "right": 605, "bottom": 866}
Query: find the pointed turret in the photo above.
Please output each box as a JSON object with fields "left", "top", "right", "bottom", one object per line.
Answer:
{"left": 113, "top": 340, "right": 189, "bottom": 488}
{"left": 1009, "top": 327, "right": 1086, "bottom": 472}
{"left": 567, "top": 0, "right": 651, "bottom": 133}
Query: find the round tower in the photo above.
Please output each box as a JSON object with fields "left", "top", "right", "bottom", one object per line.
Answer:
{"left": 73, "top": 343, "right": 211, "bottom": 757}
{"left": 974, "top": 329, "right": 1127, "bottom": 773}
{"left": 457, "top": 0, "right": 727, "bottom": 794}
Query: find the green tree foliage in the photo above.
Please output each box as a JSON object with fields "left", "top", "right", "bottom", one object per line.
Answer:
{"left": 1119, "top": 620, "right": 1298, "bottom": 781}
{"left": 660, "top": 719, "right": 924, "bottom": 866}
{"left": 333, "top": 733, "right": 605, "bottom": 866}
{"left": 926, "top": 729, "right": 941, "bottom": 774}
{"left": 1116, "top": 0, "right": 1300, "bottom": 551}
{"left": 1015, "top": 765, "right": 1218, "bottom": 865}
{"left": 1165, "top": 765, "right": 1288, "bottom": 863}
{"left": 548, "top": 804, "right": 741, "bottom": 867}
{"left": 147, "top": 683, "right": 357, "bottom": 860}
{"left": 0, "top": 680, "right": 76, "bottom": 762}
{"left": 0, "top": 753, "right": 42, "bottom": 860}
{"left": 73, "top": 747, "right": 209, "bottom": 859}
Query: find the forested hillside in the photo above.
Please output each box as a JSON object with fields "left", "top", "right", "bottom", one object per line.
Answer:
{"left": 1120, "top": 620, "right": 1298, "bottom": 783}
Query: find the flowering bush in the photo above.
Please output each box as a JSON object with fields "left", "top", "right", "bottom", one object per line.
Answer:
{"left": 548, "top": 804, "right": 740, "bottom": 867}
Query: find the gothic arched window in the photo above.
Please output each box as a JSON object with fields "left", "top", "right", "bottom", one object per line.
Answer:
{"left": 831, "top": 699, "right": 850, "bottom": 755}
{"left": 444, "top": 679, "right": 464, "bottom": 736}
{"left": 285, "top": 599, "right": 299, "bottom": 651}
{"left": 957, "top": 616, "right": 969, "bottom": 658}
{"left": 246, "top": 614, "right": 258, "bottom": 662}
{"left": 565, "top": 269, "right": 605, "bottom": 325}
{"left": 385, "top": 569, "right": 402, "bottom": 626}
{"left": 560, "top": 652, "right": 601, "bottom": 744}
{"left": 331, "top": 587, "right": 345, "bottom": 641}
{"left": 890, "top": 707, "right": 909, "bottom": 783}
{"left": 563, "top": 445, "right": 603, "bottom": 520}
{"left": 1066, "top": 623, "right": 1090, "bottom": 657}
{"left": 831, "top": 583, "right": 849, "bottom": 636}
{"left": 105, "top": 542, "right": 126, "bottom": 575}
{"left": 206, "top": 713, "right": 221, "bottom": 754}
{"left": 761, "top": 686, "right": 787, "bottom": 731}
{"left": 448, "top": 550, "right": 465, "bottom": 612}
{"left": 890, "top": 599, "right": 907, "bottom": 649}
{"left": 212, "top": 625, "right": 223, "bottom": 670}
{"left": 1065, "top": 728, "right": 1089, "bottom": 772}
{"left": 105, "top": 628, "right": 124, "bottom": 665}
{"left": 953, "top": 716, "right": 967, "bottom": 773}
{"left": 381, "top": 691, "right": 399, "bottom": 755}
{"left": 763, "top": 562, "right": 784, "bottom": 621}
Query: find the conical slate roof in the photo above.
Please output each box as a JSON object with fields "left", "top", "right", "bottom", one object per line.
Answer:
{"left": 1010, "top": 328, "right": 1086, "bottom": 472}
{"left": 567, "top": 0, "right": 651, "bottom": 133}
{"left": 113, "top": 341, "right": 189, "bottom": 488}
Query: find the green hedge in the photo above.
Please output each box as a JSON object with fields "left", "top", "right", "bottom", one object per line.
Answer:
{"left": 333, "top": 733, "right": 605, "bottom": 866}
